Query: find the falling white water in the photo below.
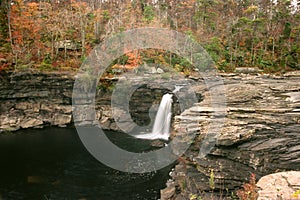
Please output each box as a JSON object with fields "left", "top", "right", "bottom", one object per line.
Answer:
{"left": 135, "top": 93, "right": 173, "bottom": 140}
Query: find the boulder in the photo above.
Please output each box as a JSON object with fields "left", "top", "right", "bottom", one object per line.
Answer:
{"left": 257, "top": 171, "right": 300, "bottom": 200}
{"left": 161, "top": 184, "right": 176, "bottom": 200}
{"left": 157, "top": 68, "right": 164, "bottom": 74}
{"left": 52, "top": 114, "right": 72, "bottom": 126}
{"left": 20, "top": 118, "right": 43, "bottom": 129}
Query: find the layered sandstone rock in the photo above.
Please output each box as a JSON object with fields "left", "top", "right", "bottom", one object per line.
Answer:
{"left": 162, "top": 72, "right": 300, "bottom": 199}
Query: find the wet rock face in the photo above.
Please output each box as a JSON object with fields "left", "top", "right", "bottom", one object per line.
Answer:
{"left": 164, "top": 73, "right": 300, "bottom": 199}
{"left": 129, "top": 86, "right": 172, "bottom": 126}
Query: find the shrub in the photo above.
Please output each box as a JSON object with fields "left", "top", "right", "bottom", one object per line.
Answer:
{"left": 236, "top": 173, "right": 258, "bottom": 200}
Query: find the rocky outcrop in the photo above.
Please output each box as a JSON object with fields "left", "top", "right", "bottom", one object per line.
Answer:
{"left": 162, "top": 72, "right": 300, "bottom": 199}
{"left": 0, "top": 71, "right": 75, "bottom": 131}
{"left": 0, "top": 71, "right": 116, "bottom": 132}
{"left": 0, "top": 71, "right": 192, "bottom": 132}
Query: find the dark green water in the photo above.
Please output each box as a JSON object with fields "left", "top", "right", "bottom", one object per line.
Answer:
{"left": 0, "top": 127, "right": 173, "bottom": 200}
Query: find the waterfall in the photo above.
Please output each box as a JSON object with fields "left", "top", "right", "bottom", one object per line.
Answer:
{"left": 135, "top": 93, "right": 173, "bottom": 140}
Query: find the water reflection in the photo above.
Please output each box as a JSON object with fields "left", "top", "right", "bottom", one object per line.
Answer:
{"left": 0, "top": 127, "right": 173, "bottom": 200}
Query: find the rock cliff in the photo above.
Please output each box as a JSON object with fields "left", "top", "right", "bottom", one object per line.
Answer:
{"left": 0, "top": 71, "right": 74, "bottom": 131}
{"left": 162, "top": 72, "right": 300, "bottom": 199}
{"left": 0, "top": 71, "right": 187, "bottom": 132}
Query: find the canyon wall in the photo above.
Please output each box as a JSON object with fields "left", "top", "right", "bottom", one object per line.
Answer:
{"left": 0, "top": 71, "right": 185, "bottom": 132}
{"left": 162, "top": 71, "right": 300, "bottom": 199}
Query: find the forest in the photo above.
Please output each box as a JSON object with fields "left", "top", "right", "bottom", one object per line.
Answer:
{"left": 0, "top": 0, "right": 299, "bottom": 73}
